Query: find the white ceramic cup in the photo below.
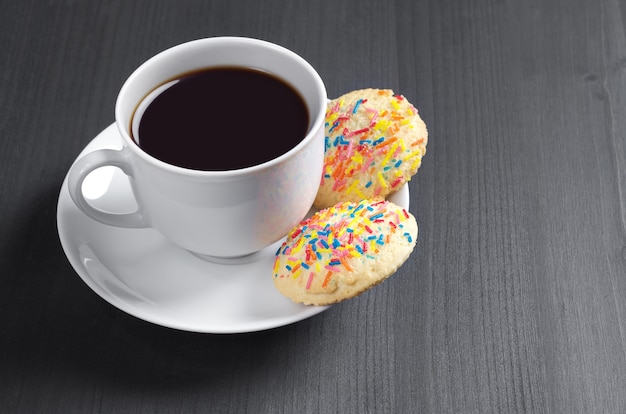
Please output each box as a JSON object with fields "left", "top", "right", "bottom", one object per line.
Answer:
{"left": 68, "top": 37, "right": 327, "bottom": 258}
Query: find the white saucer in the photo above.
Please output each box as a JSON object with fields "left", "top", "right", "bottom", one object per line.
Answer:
{"left": 57, "top": 123, "right": 410, "bottom": 333}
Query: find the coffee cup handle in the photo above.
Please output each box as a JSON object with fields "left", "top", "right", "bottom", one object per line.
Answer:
{"left": 67, "top": 148, "right": 150, "bottom": 228}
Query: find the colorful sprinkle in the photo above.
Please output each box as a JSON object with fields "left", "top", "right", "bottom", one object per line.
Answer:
{"left": 306, "top": 272, "right": 315, "bottom": 290}
{"left": 321, "top": 271, "right": 334, "bottom": 288}
{"left": 352, "top": 99, "right": 366, "bottom": 114}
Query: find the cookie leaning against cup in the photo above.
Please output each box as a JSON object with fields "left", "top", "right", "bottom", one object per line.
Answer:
{"left": 273, "top": 199, "right": 418, "bottom": 306}
{"left": 314, "top": 89, "right": 428, "bottom": 209}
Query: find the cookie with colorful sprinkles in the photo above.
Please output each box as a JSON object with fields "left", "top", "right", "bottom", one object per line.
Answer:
{"left": 273, "top": 199, "right": 418, "bottom": 306}
{"left": 314, "top": 89, "right": 428, "bottom": 209}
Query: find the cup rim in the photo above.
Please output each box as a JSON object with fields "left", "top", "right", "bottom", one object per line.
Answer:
{"left": 114, "top": 36, "right": 327, "bottom": 177}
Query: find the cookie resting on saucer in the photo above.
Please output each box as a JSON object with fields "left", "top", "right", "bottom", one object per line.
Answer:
{"left": 314, "top": 89, "right": 428, "bottom": 209}
{"left": 273, "top": 199, "right": 418, "bottom": 306}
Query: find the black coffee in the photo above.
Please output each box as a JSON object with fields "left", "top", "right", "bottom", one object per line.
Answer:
{"left": 132, "top": 67, "right": 309, "bottom": 170}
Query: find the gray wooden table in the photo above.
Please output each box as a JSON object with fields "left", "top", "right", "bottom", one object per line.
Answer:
{"left": 2, "top": 0, "right": 626, "bottom": 412}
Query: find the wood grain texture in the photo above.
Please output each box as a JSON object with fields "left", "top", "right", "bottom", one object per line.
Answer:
{"left": 1, "top": 0, "right": 626, "bottom": 413}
